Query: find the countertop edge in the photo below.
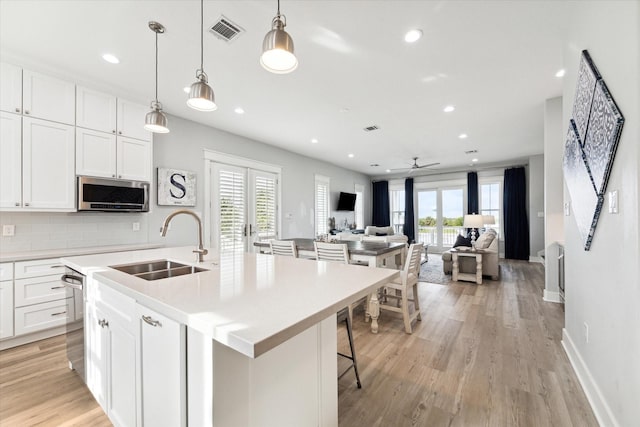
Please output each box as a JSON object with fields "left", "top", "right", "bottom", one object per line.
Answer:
{"left": 1, "top": 243, "right": 165, "bottom": 263}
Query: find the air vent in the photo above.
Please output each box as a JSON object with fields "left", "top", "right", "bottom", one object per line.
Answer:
{"left": 363, "top": 125, "right": 380, "bottom": 132}
{"left": 209, "top": 16, "right": 245, "bottom": 43}
{"left": 464, "top": 149, "right": 478, "bottom": 154}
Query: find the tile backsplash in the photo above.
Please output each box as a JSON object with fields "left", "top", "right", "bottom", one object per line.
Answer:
{"left": 0, "top": 212, "right": 150, "bottom": 253}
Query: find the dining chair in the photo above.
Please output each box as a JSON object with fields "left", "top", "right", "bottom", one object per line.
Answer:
{"left": 313, "top": 241, "right": 362, "bottom": 389}
{"left": 269, "top": 240, "right": 298, "bottom": 258}
{"left": 379, "top": 243, "right": 424, "bottom": 334}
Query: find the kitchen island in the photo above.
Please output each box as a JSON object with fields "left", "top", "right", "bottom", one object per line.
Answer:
{"left": 62, "top": 246, "right": 399, "bottom": 427}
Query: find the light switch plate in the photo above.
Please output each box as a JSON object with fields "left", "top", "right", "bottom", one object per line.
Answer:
{"left": 2, "top": 225, "right": 15, "bottom": 236}
{"left": 608, "top": 190, "right": 618, "bottom": 214}
{"left": 132, "top": 222, "right": 141, "bottom": 231}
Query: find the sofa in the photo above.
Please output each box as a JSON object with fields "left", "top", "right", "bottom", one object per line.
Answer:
{"left": 332, "top": 226, "right": 408, "bottom": 244}
{"left": 442, "top": 229, "right": 499, "bottom": 280}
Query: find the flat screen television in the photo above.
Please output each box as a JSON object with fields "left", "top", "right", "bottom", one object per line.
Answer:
{"left": 336, "top": 192, "right": 357, "bottom": 211}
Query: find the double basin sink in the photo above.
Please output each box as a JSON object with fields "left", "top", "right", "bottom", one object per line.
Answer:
{"left": 111, "top": 259, "right": 207, "bottom": 281}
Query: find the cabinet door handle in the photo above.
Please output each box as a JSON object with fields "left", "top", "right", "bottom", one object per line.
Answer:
{"left": 15, "top": 107, "right": 20, "bottom": 113}
{"left": 112, "top": 130, "right": 116, "bottom": 134}
{"left": 112, "top": 174, "right": 116, "bottom": 178}
{"left": 118, "top": 131, "right": 122, "bottom": 135}
{"left": 15, "top": 202, "right": 20, "bottom": 206}
{"left": 142, "top": 315, "right": 161, "bottom": 327}
{"left": 50, "top": 285, "right": 65, "bottom": 290}
{"left": 24, "top": 110, "right": 30, "bottom": 115}
{"left": 51, "top": 311, "right": 67, "bottom": 316}
{"left": 98, "top": 319, "right": 109, "bottom": 328}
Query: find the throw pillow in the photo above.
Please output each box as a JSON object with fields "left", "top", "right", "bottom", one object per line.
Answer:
{"left": 376, "top": 232, "right": 387, "bottom": 236}
{"left": 453, "top": 235, "right": 472, "bottom": 248}
{"left": 475, "top": 232, "right": 496, "bottom": 249}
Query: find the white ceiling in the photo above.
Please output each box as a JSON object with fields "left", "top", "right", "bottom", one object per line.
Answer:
{"left": 0, "top": 0, "right": 569, "bottom": 176}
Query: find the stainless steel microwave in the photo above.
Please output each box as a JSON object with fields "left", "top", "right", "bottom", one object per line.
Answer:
{"left": 77, "top": 176, "right": 149, "bottom": 212}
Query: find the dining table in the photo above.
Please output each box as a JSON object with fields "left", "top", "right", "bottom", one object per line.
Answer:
{"left": 253, "top": 238, "right": 407, "bottom": 333}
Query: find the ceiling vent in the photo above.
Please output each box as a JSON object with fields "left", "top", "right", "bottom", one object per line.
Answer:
{"left": 465, "top": 149, "right": 478, "bottom": 154}
{"left": 209, "top": 16, "right": 245, "bottom": 43}
{"left": 363, "top": 125, "right": 380, "bottom": 132}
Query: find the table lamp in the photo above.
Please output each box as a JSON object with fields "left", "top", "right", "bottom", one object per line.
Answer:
{"left": 463, "top": 214, "right": 484, "bottom": 247}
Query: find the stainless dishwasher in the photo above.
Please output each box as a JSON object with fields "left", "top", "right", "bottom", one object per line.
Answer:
{"left": 61, "top": 268, "right": 85, "bottom": 382}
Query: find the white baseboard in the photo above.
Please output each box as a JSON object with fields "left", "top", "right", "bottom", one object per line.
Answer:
{"left": 562, "top": 329, "right": 619, "bottom": 427}
{"left": 543, "top": 289, "right": 562, "bottom": 303}
{"left": 0, "top": 325, "right": 72, "bottom": 350}
{"left": 529, "top": 256, "right": 544, "bottom": 263}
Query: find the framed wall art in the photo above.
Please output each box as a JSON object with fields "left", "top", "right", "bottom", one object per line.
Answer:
{"left": 157, "top": 168, "right": 196, "bottom": 206}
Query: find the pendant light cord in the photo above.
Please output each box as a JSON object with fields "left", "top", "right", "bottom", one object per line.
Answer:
{"left": 154, "top": 30, "right": 159, "bottom": 104}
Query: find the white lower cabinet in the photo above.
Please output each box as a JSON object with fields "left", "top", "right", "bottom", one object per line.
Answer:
{"left": 88, "top": 284, "right": 138, "bottom": 427}
{"left": 14, "top": 297, "right": 74, "bottom": 335}
{"left": 0, "top": 281, "right": 14, "bottom": 339}
{"left": 137, "top": 303, "right": 186, "bottom": 427}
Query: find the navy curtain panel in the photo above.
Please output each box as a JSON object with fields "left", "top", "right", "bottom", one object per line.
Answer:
{"left": 403, "top": 178, "right": 415, "bottom": 242}
{"left": 467, "top": 171, "right": 479, "bottom": 214}
{"left": 371, "top": 181, "right": 390, "bottom": 226}
{"left": 503, "top": 167, "right": 530, "bottom": 260}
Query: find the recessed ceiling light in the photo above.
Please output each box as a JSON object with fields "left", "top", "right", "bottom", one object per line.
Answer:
{"left": 459, "top": 133, "right": 468, "bottom": 139}
{"left": 443, "top": 105, "right": 455, "bottom": 113}
{"left": 183, "top": 86, "right": 191, "bottom": 93}
{"left": 234, "top": 107, "right": 245, "bottom": 114}
{"left": 404, "top": 29, "right": 423, "bottom": 43}
{"left": 348, "top": 153, "right": 354, "bottom": 158}
{"left": 385, "top": 169, "right": 391, "bottom": 173}
{"left": 472, "top": 158, "right": 479, "bottom": 162}
{"left": 102, "top": 53, "right": 120, "bottom": 64}
{"left": 555, "top": 69, "right": 566, "bottom": 78}
{"left": 311, "top": 138, "right": 319, "bottom": 144}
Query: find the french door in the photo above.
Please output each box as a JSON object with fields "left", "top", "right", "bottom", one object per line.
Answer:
{"left": 416, "top": 186, "right": 465, "bottom": 252}
{"left": 211, "top": 163, "right": 278, "bottom": 253}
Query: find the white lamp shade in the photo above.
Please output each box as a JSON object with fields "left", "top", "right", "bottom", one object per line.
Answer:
{"left": 463, "top": 214, "right": 484, "bottom": 228}
{"left": 260, "top": 27, "right": 298, "bottom": 74}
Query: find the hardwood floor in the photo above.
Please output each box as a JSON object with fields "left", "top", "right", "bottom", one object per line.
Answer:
{"left": 0, "top": 260, "right": 596, "bottom": 426}
{"left": 338, "top": 259, "right": 598, "bottom": 427}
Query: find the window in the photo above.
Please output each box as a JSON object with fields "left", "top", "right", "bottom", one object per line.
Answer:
{"left": 252, "top": 171, "right": 278, "bottom": 242}
{"left": 390, "top": 189, "right": 405, "bottom": 235}
{"left": 480, "top": 179, "right": 502, "bottom": 236}
{"left": 315, "top": 175, "right": 330, "bottom": 236}
{"left": 354, "top": 184, "right": 364, "bottom": 229}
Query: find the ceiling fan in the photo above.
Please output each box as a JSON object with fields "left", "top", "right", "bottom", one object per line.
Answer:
{"left": 389, "top": 157, "right": 440, "bottom": 174}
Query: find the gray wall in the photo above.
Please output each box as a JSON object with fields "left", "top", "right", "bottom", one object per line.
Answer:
{"left": 561, "top": 2, "right": 639, "bottom": 426}
{"left": 528, "top": 154, "right": 545, "bottom": 259}
{"left": 148, "top": 114, "right": 372, "bottom": 247}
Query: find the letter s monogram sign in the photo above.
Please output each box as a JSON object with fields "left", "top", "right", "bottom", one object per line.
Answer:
{"left": 157, "top": 168, "right": 196, "bottom": 206}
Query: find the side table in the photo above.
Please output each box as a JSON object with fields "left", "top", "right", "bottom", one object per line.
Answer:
{"left": 451, "top": 248, "right": 483, "bottom": 284}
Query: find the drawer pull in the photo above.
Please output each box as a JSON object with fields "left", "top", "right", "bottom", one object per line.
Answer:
{"left": 50, "top": 286, "right": 65, "bottom": 290}
{"left": 98, "top": 319, "right": 109, "bottom": 328}
{"left": 51, "top": 311, "right": 67, "bottom": 317}
{"left": 50, "top": 264, "right": 65, "bottom": 269}
{"left": 142, "top": 315, "right": 161, "bottom": 327}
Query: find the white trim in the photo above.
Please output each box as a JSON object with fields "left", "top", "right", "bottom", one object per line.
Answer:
{"left": 414, "top": 178, "right": 466, "bottom": 190}
{"left": 542, "top": 289, "right": 562, "bottom": 303}
{"left": 562, "top": 329, "right": 620, "bottom": 427}
{"left": 203, "top": 149, "right": 282, "bottom": 174}
{"left": 529, "top": 256, "right": 544, "bottom": 263}
{"left": 0, "top": 323, "right": 79, "bottom": 350}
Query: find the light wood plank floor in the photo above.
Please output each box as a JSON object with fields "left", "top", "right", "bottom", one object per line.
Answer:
{"left": 338, "top": 259, "right": 598, "bottom": 427}
{"left": 0, "top": 260, "right": 596, "bottom": 426}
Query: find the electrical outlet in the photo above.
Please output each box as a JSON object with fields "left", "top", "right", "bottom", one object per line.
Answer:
{"left": 583, "top": 322, "right": 589, "bottom": 344}
{"left": 564, "top": 202, "right": 571, "bottom": 216}
{"left": 132, "top": 222, "right": 140, "bottom": 232}
{"left": 2, "top": 225, "right": 15, "bottom": 236}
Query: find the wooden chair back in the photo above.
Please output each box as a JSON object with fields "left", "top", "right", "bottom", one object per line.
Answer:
{"left": 269, "top": 240, "right": 298, "bottom": 258}
{"left": 314, "top": 241, "right": 349, "bottom": 264}
{"left": 403, "top": 243, "right": 424, "bottom": 283}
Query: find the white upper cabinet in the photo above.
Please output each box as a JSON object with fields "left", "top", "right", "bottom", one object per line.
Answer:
{"left": 76, "top": 128, "right": 117, "bottom": 178}
{"left": 0, "top": 112, "right": 22, "bottom": 208}
{"left": 117, "top": 99, "right": 151, "bottom": 142}
{"left": 76, "top": 86, "right": 117, "bottom": 134}
{"left": 22, "top": 117, "right": 75, "bottom": 210}
{"left": 117, "top": 137, "right": 152, "bottom": 181}
{"left": 22, "top": 70, "right": 75, "bottom": 125}
{"left": 0, "top": 62, "right": 22, "bottom": 114}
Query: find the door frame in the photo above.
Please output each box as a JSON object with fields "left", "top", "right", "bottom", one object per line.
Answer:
{"left": 203, "top": 149, "right": 282, "bottom": 253}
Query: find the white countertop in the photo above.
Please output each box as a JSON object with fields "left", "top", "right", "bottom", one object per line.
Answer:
{"left": 62, "top": 247, "right": 399, "bottom": 358}
{"left": 1, "top": 243, "right": 164, "bottom": 263}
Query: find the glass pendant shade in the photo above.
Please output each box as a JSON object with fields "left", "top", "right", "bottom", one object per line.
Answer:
{"left": 187, "top": 78, "right": 217, "bottom": 111}
{"left": 144, "top": 104, "right": 169, "bottom": 133}
{"left": 261, "top": 18, "right": 298, "bottom": 74}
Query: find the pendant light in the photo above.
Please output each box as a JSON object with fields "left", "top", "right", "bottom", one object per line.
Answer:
{"left": 187, "top": 0, "right": 217, "bottom": 111}
{"left": 260, "top": 0, "right": 298, "bottom": 74}
{"left": 144, "top": 21, "right": 170, "bottom": 133}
